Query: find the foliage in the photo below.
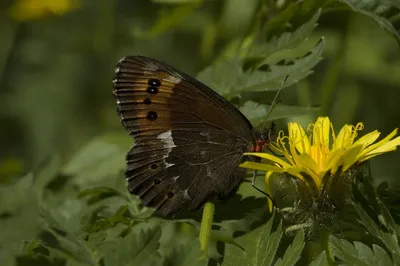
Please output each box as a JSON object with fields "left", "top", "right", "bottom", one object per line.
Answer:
{"left": 1, "top": 0, "right": 400, "bottom": 265}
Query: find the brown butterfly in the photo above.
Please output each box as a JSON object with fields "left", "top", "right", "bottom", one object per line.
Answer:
{"left": 113, "top": 56, "right": 277, "bottom": 217}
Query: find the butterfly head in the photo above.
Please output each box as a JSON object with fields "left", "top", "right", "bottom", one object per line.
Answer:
{"left": 249, "top": 122, "right": 276, "bottom": 153}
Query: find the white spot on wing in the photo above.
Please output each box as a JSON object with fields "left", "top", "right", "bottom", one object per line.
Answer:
{"left": 165, "top": 162, "right": 175, "bottom": 168}
{"left": 115, "top": 67, "right": 120, "bottom": 73}
{"left": 164, "top": 75, "right": 182, "bottom": 84}
{"left": 158, "top": 130, "right": 177, "bottom": 168}
{"left": 118, "top": 57, "right": 126, "bottom": 64}
{"left": 183, "top": 189, "right": 190, "bottom": 199}
{"left": 144, "top": 61, "right": 158, "bottom": 71}
{"left": 206, "top": 164, "right": 213, "bottom": 177}
{"left": 200, "top": 131, "right": 209, "bottom": 137}
{"left": 158, "top": 130, "right": 176, "bottom": 152}
{"left": 173, "top": 175, "right": 180, "bottom": 182}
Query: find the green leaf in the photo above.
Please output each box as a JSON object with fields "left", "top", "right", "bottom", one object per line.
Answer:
{"left": 38, "top": 207, "right": 98, "bottom": 265}
{"left": 198, "top": 37, "right": 324, "bottom": 97}
{"left": 148, "top": 2, "right": 202, "bottom": 36}
{"left": 0, "top": 157, "right": 24, "bottom": 184}
{"left": 274, "top": 229, "right": 305, "bottom": 266}
{"left": 15, "top": 255, "right": 66, "bottom": 266}
{"left": 241, "top": 38, "right": 325, "bottom": 93}
{"left": 353, "top": 203, "right": 400, "bottom": 263}
{"left": 197, "top": 10, "right": 325, "bottom": 97}
{"left": 196, "top": 57, "right": 244, "bottom": 96}
{"left": 78, "top": 186, "right": 129, "bottom": 205}
{"left": 98, "top": 225, "right": 163, "bottom": 266}
{"left": 337, "top": 0, "right": 400, "bottom": 43}
{"left": 239, "top": 101, "right": 319, "bottom": 125}
{"left": 330, "top": 235, "right": 394, "bottom": 266}
{"left": 222, "top": 212, "right": 283, "bottom": 266}
{"left": 61, "top": 134, "right": 129, "bottom": 187}
{"left": 248, "top": 9, "right": 321, "bottom": 57}
{"left": 162, "top": 237, "right": 207, "bottom": 266}
{"left": 309, "top": 252, "right": 329, "bottom": 266}
{"left": 0, "top": 175, "right": 42, "bottom": 244}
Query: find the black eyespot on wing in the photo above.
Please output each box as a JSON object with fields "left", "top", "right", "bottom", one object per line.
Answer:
{"left": 143, "top": 98, "right": 152, "bottom": 104}
{"left": 147, "top": 87, "right": 159, "bottom": 94}
{"left": 148, "top": 78, "right": 161, "bottom": 87}
{"left": 147, "top": 111, "right": 157, "bottom": 121}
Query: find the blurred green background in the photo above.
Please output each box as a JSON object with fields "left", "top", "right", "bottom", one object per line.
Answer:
{"left": 1, "top": 0, "right": 399, "bottom": 186}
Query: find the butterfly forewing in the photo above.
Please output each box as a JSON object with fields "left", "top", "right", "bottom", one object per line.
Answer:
{"left": 113, "top": 56, "right": 255, "bottom": 216}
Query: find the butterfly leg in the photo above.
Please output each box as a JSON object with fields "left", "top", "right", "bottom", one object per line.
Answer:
{"left": 251, "top": 170, "right": 276, "bottom": 207}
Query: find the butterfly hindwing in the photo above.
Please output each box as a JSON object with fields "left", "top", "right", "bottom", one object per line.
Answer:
{"left": 113, "top": 56, "right": 254, "bottom": 216}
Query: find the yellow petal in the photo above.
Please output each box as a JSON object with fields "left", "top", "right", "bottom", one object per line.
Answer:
{"left": 313, "top": 117, "right": 330, "bottom": 148}
{"left": 288, "top": 122, "right": 310, "bottom": 154}
{"left": 352, "top": 130, "right": 380, "bottom": 150}
{"left": 243, "top": 152, "right": 293, "bottom": 168}
{"left": 334, "top": 124, "right": 354, "bottom": 150}
{"left": 340, "top": 145, "right": 364, "bottom": 172}
{"left": 239, "top": 161, "right": 287, "bottom": 172}
{"left": 265, "top": 172, "right": 274, "bottom": 212}
{"left": 295, "top": 153, "right": 321, "bottom": 187}
{"left": 359, "top": 128, "right": 398, "bottom": 158}
{"left": 360, "top": 136, "right": 400, "bottom": 161}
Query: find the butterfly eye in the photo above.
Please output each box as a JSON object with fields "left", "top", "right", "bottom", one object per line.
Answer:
{"left": 147, "top": 111, "right": 158, "bottom": 121}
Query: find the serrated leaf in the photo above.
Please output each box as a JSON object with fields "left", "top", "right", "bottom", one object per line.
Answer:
{"left": 148, "top": 2, "right": 202, "bottom": 36}
{"left": 197, "top": 12, "right": 325, "bottom": 97}
{"left": 163, "top": 237, "right": 207, "bottom": 266}
{"left": 309, "top": 251, "right": 329, "bottom": 266}
{"left": 61, "top": 134, "right": 129, "bottom": 186}
{"left": 248, "top": 9, "right": 321, "bottom": 57}
{"left": 239, "top": 101, "right": 319, "bottom": 126}
{"left": 274, "top": 229, "right": 305, "bottom": 266}
{"left": 240, "top": 38, "right": 325, "bottom": 93}
{"left": 330, "top": 235, "right": 394, "bottom": 266}
{"left": 38, "top": 207, "right": 98, "bottom": 265}
{"left": 353, "top": 203, "right": 400, "bottom": 261}
{"left": 198, "top": 37, "right": 324, "bottom": 97}
{"left": 337, "top": 0, "right": 400, "bottom": 43}
{"left": 98, "top": 225, "right": 162, "bottom": 266}
{"left": 0, "top": 174, "right": 42, "bottom": 244}
{"left": 222, "top": 213, "right": 283, "bottom": 266}
{"left": 78, "top": 186, "right": 129, "bottom": 205}
{"left": 372, "top": 244, "right": 393, "bottom": 266}
{"left": 196, "top": 57, "right": 244, "bottom": 96}
{"left": 32, "top": 155, "right": 62, "bottom": 192}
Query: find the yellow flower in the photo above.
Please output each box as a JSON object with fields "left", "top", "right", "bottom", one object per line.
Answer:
{"left": 241, "top": 117, "right": 400, "bottom": 210}
{"left": 9, "top": 0, "right": 79, "bottom": 21}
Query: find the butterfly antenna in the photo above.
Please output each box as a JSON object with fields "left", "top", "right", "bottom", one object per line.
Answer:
{"left": 256, "top": 75, "right": 289, "bottom": 129}
{"left": 266, "top": 75, "right": 289, "bottom": 118}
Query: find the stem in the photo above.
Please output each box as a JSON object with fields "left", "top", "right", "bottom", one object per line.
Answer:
{"left": 320, "top": 229, "right": 335, "bottom": 266}
{"left": 199, "top": 201, "right": 215, "bottom": 257}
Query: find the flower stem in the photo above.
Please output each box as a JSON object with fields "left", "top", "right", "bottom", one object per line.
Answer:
{"left": 199, "top": 201, "right": 215, "bottom": 257}
{"left": 321, "top": 229, "right": 334, "bottom": 265}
